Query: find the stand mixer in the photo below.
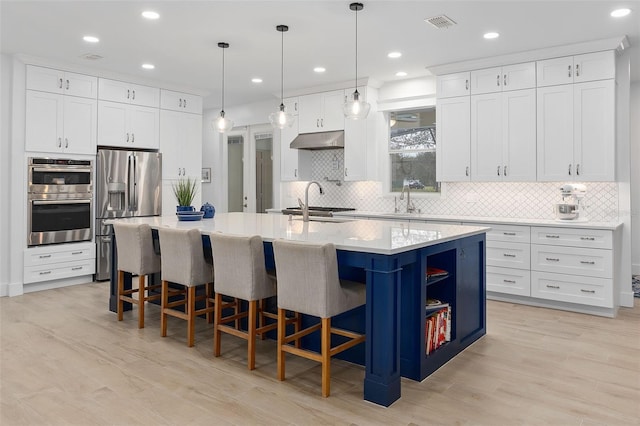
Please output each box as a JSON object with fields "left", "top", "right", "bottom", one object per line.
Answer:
{"left": 555, "top": 184, "right": 587, "bottom": 220}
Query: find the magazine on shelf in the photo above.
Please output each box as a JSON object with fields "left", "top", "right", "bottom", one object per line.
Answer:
{"left": 425, "top": 304, "right": 451, "bottom": 355}
{"left": 426, "top": 266, "right": 449, "bottom": 279}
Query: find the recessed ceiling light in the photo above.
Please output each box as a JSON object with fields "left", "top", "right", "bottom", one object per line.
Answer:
{"left": 610, "top": 8, "right": 631, "bottom": 17}
{"left": 313, "top": 67, "right": 326, "bottom": 73}
{"left": 251, "top": 78, "right": 263, "bottom": 83}
{"left": 141, "top": 63, "right": 155, "bottom": 70}
{"left": 388, "top": 52, "right": 402, "bottom": 59}
{"left": 483, "top": 32, "right": 500, "bottom": 39}
{"left": 83, "top": 36, "right": 99, "bottom": 43}
{"left": 395, "top": 71, "right": 407, "bottom": 77}
{"left": 141, "top": 11, "right": 160, "bottom": 20}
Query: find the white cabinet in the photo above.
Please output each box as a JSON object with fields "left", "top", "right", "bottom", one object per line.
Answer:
{"left": 436, "top": 72, "right": 470, "bottom": 98}
{"left": 537, "top": 79, "right": 614, "bottom": 181}
{"left": 536, "top": 51, "right": 615, "bottom": 87}
{"left": 26, "top": 65, "right": 97, "bottom": 99}
{"left": 280, "top": 96, "right": 311, "bottom": 181}
{"left": 436, "top": 96, "right": 470, "bottom": 181}
{"left": 160, "top": 89, "right": 203, "bottom": 114}
{"left": 98, "top": 78, "right": 159, "bottom": 107}
{"left": 343, "top": 86, "right": 375, "bottom": 182}
{"left": 23, "top": 242, "right": 95, "bottom": 284}
{"left": 471, "top": 89, "right": 536, "bottom": 181}
{"left": 25, "top": 90, "right": 97, "bottom": 154}
{"left": 470, "top": 62, "right": 535, "bottom": 95}
{"left": 160, "top": 109, "right": 202, "bottom": 180}
{"left": 298, "top": 90, "right": 344, "bottom": 133}
{"left": 98, "top": 100, "right": 159, "bottom": 149}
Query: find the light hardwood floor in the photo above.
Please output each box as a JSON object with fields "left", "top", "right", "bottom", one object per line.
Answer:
{"left": 1, "top": 282, "right": 639, "bottom": 425}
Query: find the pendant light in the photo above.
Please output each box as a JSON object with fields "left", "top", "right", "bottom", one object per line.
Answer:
{"left": 214, "top": 42, "right": 233, "bottom": 133}
{"left": 269, "top": 25, "right": 295, "bottom": 129}
{"left": 343, "top": 2, "right": 370, "bottom": 120}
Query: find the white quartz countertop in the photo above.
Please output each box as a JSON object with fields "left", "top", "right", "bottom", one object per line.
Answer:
{"left": 107, "top": 213, "right": 489, "bottom": 256}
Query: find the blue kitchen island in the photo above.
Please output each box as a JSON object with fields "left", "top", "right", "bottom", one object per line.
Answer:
{"left": 108, "top": 213, "right": 488, "bottom": 407}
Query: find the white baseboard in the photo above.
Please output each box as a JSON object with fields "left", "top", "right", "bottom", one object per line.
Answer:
{"left": 0, "top": 281, "right": 25, "bottom": 297}
{"left": 619, "top": 291, "right": 635, "bottom": 308}
{"left": 22, "top": 275, "right": 93, "bottom": 294}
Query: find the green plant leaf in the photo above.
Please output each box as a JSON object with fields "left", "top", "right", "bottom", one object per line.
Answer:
{"left": 172, "top": 177, "right": 198, "bottom": 206}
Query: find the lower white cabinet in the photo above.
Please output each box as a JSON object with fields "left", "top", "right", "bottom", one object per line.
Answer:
{"left": 23, "top": 242, "right": 95, "bottom": 284}
{"left": 531, "top": 271, "right": 613, "bottom": 308}
{"left": 487, "top": 265, "right": 531, "bottom": 296}
{"left": 531, "top": 245, "right": 612, "bottom": 279}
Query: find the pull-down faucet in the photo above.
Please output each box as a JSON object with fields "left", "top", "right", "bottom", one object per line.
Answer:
{"left": 399, "top": 184, "right": 416, "bottom": 213}
{"left": 298, "top": 181, "right": 324, "bottom": 222}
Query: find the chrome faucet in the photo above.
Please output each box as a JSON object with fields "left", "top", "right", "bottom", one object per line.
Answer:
{"left": 298, "top": 181, "right": 324, "bottom": 222}
{"left": 399, "top": 184, "right": 416, "bottom": 213}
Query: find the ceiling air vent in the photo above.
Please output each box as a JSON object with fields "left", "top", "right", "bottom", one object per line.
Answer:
{"left": 424, "top": 15, "right": 457, "bottom": 29}
{"left": 80, "top": 53, "right": 103, "bottom": 61}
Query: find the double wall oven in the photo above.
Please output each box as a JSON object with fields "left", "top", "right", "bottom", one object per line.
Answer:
{"left": 27, "top": 158, "right": 93, "bottom": 246}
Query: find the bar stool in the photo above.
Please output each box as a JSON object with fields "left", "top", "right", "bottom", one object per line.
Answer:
{"left": 272, "top": 239, "right": 366, "bottom": 397}
{"left": 112, "top": 222, "right": 161, "bottom": 329}
{"left": 157, "top": 227, "right": 215, "bottom": 347}
{"left": 210, "top": 233, "right": 295, "bottom": 370}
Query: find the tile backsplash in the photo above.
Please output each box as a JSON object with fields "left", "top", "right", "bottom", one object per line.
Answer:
{"left": 281, "top": 150, "right": 619, "bottom": 222}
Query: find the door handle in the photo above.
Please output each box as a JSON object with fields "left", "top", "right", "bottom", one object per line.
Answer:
{"left": 58, "top": 137, "right": 62, "bottom": 148}
{"left": 66, "top": 79, "right": 70, "bottom": 90}
{"left": 497, "top": 75, "right": 500, "bottom": 86}
{"left": 58, "top": 78, "right": 63, "bottom": 89}
{"left": 65, "top": 138, "right": 68, "bottom": 148}
{"left": 465, "top": 166, "right": 469, "bottom": 177}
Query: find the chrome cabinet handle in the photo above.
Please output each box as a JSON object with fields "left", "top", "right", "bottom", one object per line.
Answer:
{"left": 71, "top": 266, "right": 83, "bottom": 271}
{"left": 39, "top": 271, "right": 52, "bottom": 275}
{"left": 321, "top": 118, "right": 324, "bottom": 127}
{"left": 131, "top": 133, "right": 135, "bottom": 143}
{"left": 345, "top": 168, "right": 348, "bottom": 176}
{"left": 576, "top": 164, "right": 580, "bottom": 175}
{"left": 568, "top": 164, "right": 572, "bottom": 175}
{"left": 580, "top": 236, "right": 595, "bottom": 241}
{"left": 503, "top": 253, "right": 516, "bottom": 258}
{"left": 126, "top": 133, "right": 129, "bottom": 142}
{"left": 546, "top": 284, "right": 560, "bottom": 289}
{"left": 127, "top": 89, "right": 130, "bottom": 99}
{"left": 39, "top": 254, "right": 52, "bottom": 259}
{"left": 580, "top": 260, "right": 595, "bottom": 265}
{"left": 503, "top": 232, "right": 516, "bottom": 236}
{"left": 568, "top": 65, "right": 572, "bottom": 78}
{"left": 545, "top": 234, "right": 560, "bottom": 239}
{"left": 66, "top": 79, "right": 69, "bottom": 90}
{"left": 295, "top": 102, "right": 298, "bottom": 111}
{"left": 57, "top": 137, "right": 62, "bottom": 147}
{"left": 178, "top": 168, "right": 181, "bottom": 176}
{"left": 576, "top": 64, "right": 580, "bottom": 77}
{"left": 546, "top": 257, "right": 560, "bottom": 262}
{"left": 71, "top": 251, "right": 82, "bottom": 255}
{"left": 294, "top": 168, "right": 297, "bottom": 177}
{"left": 503, "top": 165, "right": 507, "bottom": 176}
{"left": 58, "top": 78, "right": 63, "bottom": 89}
{"left": 465, "top": 79, "right": 469, "bottom": 90}
{"left": 503, "top": 279, "right": 516, "bottom": 284}
{"left": 132, "top": 90, "right": 135, "bottom": 100}
{"left": 503, "top": 74, "right": 507, "bottom": 86}
{"left": 580, "top": 289, "right": 595, "bottom": 294}
{"left": 465, "top": 166, "right": 469, "bottom": 176}
{"left": 497, "top": 166, "right": 501, "bottom": 176}
{"left": 182, "top": 168, "right": 185, "bottom": 175}
{"left": 179, "top": 99, "right": 182, "bottom": 107}
{"left": 65, "top": 138, "right": 68, "bottom": 148}
{"left": 316, "top": 119, "right": 319, "bottom": 128}
{"left": 497, "top": 75, "right": 500, "bottom": 86}
{"left": 183, "top": 99, "right": 186, "bottom": 108}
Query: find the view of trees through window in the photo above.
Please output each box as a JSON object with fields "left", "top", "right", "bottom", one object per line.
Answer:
{"left": 389, "top": 107, "right": 440, "bottom": 193}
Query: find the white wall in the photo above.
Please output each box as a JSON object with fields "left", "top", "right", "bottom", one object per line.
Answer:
{"left": 0, "top": 54, "right": 12, "bottom": 296}
{"left": 631, "top": 81, "right": 640, "bottom": 275}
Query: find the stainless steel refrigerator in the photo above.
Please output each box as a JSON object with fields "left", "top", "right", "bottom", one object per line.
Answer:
{"left": 95, "top": 149, "right": 162, "bottom": 280}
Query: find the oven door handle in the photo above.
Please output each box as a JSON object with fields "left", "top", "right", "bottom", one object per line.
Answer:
{"left": 31, "top": 167, "right": 92, "bottom": 173}
{"left": 32, "top": 199, "right": 90, "bottom": 205}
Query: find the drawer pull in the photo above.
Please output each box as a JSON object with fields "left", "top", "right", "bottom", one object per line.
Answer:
{"left": 71, "top": 251, "right": 83, "bottom": 255}
{"left": 580, "top": 260, "right": 595, "bottom": 265}
{"left": 546, "top": 284, "right": 560, "bottom": 289}
{"left": 39, "top": 271, "right": 52, "bottom": 275}
{"left": 580, "top": 237, "right": 595, "bottom": 241}
{"left": 39, "top": 254, "right": 52, "bottom": 259}
{"left": 580, "top": 289, "right": 595, "bottom": 294}
{"left": 503, "top": 253, "right": 516, "bottom": 258}
{"left": 545, "top": 257, "right": 560, "bottom": 262}
{"left": 71, "top": 266, "right": 83, "bottom": 271}
{"left": 545, "top": 235, "right": 560, "bottom": 239}
{"left": 503, "top": 279, "right": 516, "bottom": 284}
{"left": 503, "top": 232, "right": 516, "bottom": 236}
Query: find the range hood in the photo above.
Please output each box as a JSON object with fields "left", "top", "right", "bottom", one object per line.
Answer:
{"left": 290, "top": 130, "right": 344, "bottom": 150}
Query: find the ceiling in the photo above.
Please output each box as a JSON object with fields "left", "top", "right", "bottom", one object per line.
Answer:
{"left": 2, "top": 1, "right": 638, "bottom": 109}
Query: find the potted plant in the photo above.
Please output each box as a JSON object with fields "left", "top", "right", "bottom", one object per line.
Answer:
{"left": 172, "top": 177, "right": 198, "bottom": 212}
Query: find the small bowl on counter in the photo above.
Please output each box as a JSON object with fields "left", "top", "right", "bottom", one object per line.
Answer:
{"left": 176, "top": 211, "right": 205, "bottom": 222}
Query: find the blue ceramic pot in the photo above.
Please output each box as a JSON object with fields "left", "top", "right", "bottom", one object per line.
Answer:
{"left": 176, "top": 205, "right": 195, "bottom": 213}
{"left": 200, "top": 202, "right": 215, "bottom": 219}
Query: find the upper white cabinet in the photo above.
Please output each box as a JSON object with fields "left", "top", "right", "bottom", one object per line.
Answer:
{"left": 97, "top": 100, "right": 159, "bottom": 149}
{"left": 160, "top": 109, "right": 202, "bottom": 180}
{"left": 279, "top": 97, "right": 312, "bottom": 182}
{"left": 436, "top": 96, "right": 470, "bottom": 181}
{"left": 536, "top": 51, "right": 615, "bottom": 87}
{"left": 25, "top": 90, "right": 97, "bottom": 155}
{"left": 471, "top": 89, "right": 536, "bottom": 181}
{"left": 160, "top": 89, "right": 203, "bottom": 114}
{"left": 470, "top": 62, "right": 535, "bottom": 95}
{"left": 343, "top": 87, "right": 372, "bottom": 182}
{"left": 537, "top": 79, "right": 614, "bottom": 181}
{"left": 98, "top": 78, "right": 159, "bottom": 107}
{"left": 26, "top": 65, "right": 97, "bottom": 99}
{"left": 437, "top": 72, "right": 470, "bottom": 98}
{"left": 298, "top": 90, "right": 345, "bottom": 133}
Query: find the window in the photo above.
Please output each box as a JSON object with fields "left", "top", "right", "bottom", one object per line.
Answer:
{"left": 389, "top": 107, "right": 440, "bottom": 194}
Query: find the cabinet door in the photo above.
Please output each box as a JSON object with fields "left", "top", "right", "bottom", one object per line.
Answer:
{"left": 62, "top": 96, "right": 97, "bottom": 155}
{"left": 573, "top": 80, "right": 615, "bottom": 181}
{"left": 437, "top": 72, "right": 470, "bottom": 98}
{"left": 98, "top": 79, "right": 132, "bottom": 103}
{"left": 502, "top": 89, "right": 536, "bottom": 181}
{"left": 159, "top": 109, "right": 182, "bottom": 179}
{"left": 97, "top": 100, "right": 129, "bottom": 147}
{"left": 436, "top": 96, "right": 470, "bottom": 181}
{"left": 573, "top": 51, "right": 615, "bottom": 83}
{"left": 64, "top": 72, "right": 98, "bottom": 99}
{"left": 320, "top": 90, "right": 345, "bottom": 132}
{"left": 283, "top": 97, "right": 298, "bottom": 115}
{"left": 470, "top": 93, "right": 502, "bottom": 181}
{"left": 344, "top": 112, "right": 367, "bottom": 181}
{"left": 130, "top": 84, "right": 160, "bottom": 108}
{"left": 536, "top": 56, "right": 574, "bottom": 87}
{"left": 298, "top": 93, "right": 323, "bottom": 133}
{"left": 280, "top": 121, "right": 300, "bottom": 181}
{"left": 470, "top": 67, "right": 502, "bottom": 95}
{"left": 25, "top": 90, "right": 63, "bottom": 152}
{"left": 160, "top": 90, "right": 202, "bottom": 114}
{"left": 181, "top": 113, "right": 203, "bottom": 180}
{"left": 456, "top": 237, "right": 484, "bottom": 342}
{"left": 26, "top": 65, "right": 64, "bottom": 94}
{"left": 501, "top": 62, "right": 536, "bottom": 91}
{"left": 536, "top": 85, "right": 574, "bottom": 181}
{"left": 130, "top": 105, "right": 159, "bottom": 149}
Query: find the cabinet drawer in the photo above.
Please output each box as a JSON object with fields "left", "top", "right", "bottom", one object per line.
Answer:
{"left": 530, "top": 226, "right": 612, "bottom": 249}
{"left": 487, "top": 241, "right": 530, "bottom": 269}
{"left": 24, "top": 243, "right": 95, "bottom": 266}
{"left": 24, "top": 259, "right": 95, "bottom": 284}
{"left": 487, "top": 266, "right": 530, "bottom": 296}
{"left": 531, "top": 245, "right": 612, "bottom": 278}
{"left": 467, "top": 222, "right": 530, "bottom": 243}
{"left": 531, "top": 271, "right": 613, "bottom": 308}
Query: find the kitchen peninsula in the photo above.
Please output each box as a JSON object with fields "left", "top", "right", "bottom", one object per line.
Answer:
{"left": 108, "top": 213, "right": 488, "bottom": 406}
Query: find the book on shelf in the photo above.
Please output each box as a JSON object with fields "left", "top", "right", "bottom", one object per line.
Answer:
{"left": 425, "top": 298, "right": 448, "bottom": 313}
{"left": 425, "top": 303, "right": 451, "bottom": 355}
{"left": 426, "top": 266, "right": 449, "bottom": 279}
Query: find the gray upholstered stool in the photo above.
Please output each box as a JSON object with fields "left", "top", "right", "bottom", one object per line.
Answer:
{"left": 157, "top": 227, "right": 215, "bottom": 347}
{"left": 272, "top": 239, "right": 366, "bottom": 397}
{"left": 112, "top": 222, "right": 161, "bottom": 329}
{"left": 210, "top": 233, "right": 294, "bottom": 370}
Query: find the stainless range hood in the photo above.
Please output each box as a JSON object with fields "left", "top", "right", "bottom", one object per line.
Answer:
{"left": 290, "top": 130, "right": 344, "bottom": 150}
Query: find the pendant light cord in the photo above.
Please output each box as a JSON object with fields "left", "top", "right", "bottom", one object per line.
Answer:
{"left": 221, "top": 46, "right": 225, "bottom": 112}
{"left": 280, "top": 28, "right": 284, "bottom": 104}
{"left": 354, "top": 5, "right": 358, "bottom": 90}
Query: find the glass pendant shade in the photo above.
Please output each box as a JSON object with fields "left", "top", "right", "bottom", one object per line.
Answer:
{"left": 214, "top": 110, "right": 234, "bottom": 133}
{"left": 269, "top": 103, "right": 295, "bottom": 129}
{"left": 343, "top": 89, "right": 370, "bottom": 120}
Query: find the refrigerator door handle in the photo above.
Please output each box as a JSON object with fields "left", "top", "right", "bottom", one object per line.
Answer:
{"left": 133, "top": 155, "right": 138, "bottom": 210}
{"left": 127, "top": 155, "right": 135, "bottom": 211}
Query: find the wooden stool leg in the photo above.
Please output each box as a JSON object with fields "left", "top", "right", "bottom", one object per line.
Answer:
{"left": 277, "top": 308, "right": 286, "bottom": 381}
{"left": 206, "top": 283, "right": 214, "bottom": 324}
{"left": 321, "top": 317, "right": 331, "bottom": 398}
{"left": 248, "top": 300, "right": 257, "bottom": 370}
{"left": 187, "top": 286, "right": 196, "bottom": 347}
{"left": 117, "top": 270, "right": 125, "bottom": 321}
{"left": 138, "top": 275, "right": 146, "bottom": 329}
{"left": 295, "top": 312, "right": 302, "bottom": 349}
{"left": 258, "top": 299, "right": 266, "bottom": 340}
{"left": 214, "top": 293, "right": 223, "bottom": 357}
{"left": 160, "top": 280, "right": 168, "bottom": 337}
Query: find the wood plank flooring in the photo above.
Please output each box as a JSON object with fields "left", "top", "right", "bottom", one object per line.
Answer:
{"left": 1, "top": 282, "right": 639, "bottom": 425}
